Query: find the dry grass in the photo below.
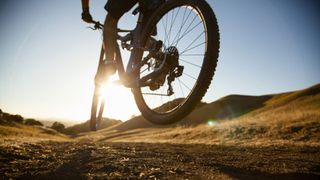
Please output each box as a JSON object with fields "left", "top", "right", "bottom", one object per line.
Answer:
{"left": 91, "top": 92, "right": 320, "bottom": 147}
{"left": 0, "top": 124, "right": 70, "bottom": 143}
{"left": 1, "top": 84, "right": 318, "bottom": 148}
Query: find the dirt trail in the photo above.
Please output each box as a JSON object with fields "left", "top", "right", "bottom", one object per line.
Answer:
{"left": 0, "top": 139, "right": 319, "bottom": 179}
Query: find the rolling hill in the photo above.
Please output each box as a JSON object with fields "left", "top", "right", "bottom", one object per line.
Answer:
{"left": 109, "top": 84, "right": 319, "bottom": 132}
{"left": 2, "top": 84, "right": 318, "bottom": 144}
{"left": 64, "top": 118, "right": 122, "bottom": 135}
{"left": 87, "top": 83, "right": 320, "bottom": 145}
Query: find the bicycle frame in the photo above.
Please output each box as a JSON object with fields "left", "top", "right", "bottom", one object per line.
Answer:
{"left": 90, "top": 0, "right": 219, "bottom": 128}
{"left": 95, "top": 12, "right": 144, "bottom": 87}
{"left": 96, "top": 11, "right": 166, "bottom": 88}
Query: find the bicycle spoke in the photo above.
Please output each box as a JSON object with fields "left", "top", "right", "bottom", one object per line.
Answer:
{"left": 162, "top": 12, "right": 169, "bottom": 47}
{"left": 179, "top": 79, "right": 192, "bottom": 91}
{"left": 179, "top": 31, "right": 205, "bottom": 54}
{"left": 173, "top": 21, "right": 202, "bottom": 47}
{"left": 183, "top": 72, "right": 198, "bottom": 81}
{"left": 171, "top": 6, "right": 189, "bottom": 47}
{"left": 161, "top": 18, "right": 169, "bottom": 48}
{"left": 180, "top": 41, "right": 206, "bottom": 55}
{"left": 177, "top": 77, "right": 185, "bottom": 97}
{"left": 140, "top": 5, "right": 209, "bottom": 114}
{"left": 168, "top": 7, "right": 181, "bottom": 45}
{"left": 171, "top": 9, "right": 196, "bottom": 46}
{"left": 172, "top": 13, "right": 199, "bottom": 46}
{"left": 180, "top": 58, "right": 202, "bottom": 68}
{"left": 180, "top": 54, "right": 204, "bottom": 57}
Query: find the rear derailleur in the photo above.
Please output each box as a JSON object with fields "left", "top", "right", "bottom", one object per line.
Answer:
{"left": 148, "top": 46, "right": 184, "bottom": 96}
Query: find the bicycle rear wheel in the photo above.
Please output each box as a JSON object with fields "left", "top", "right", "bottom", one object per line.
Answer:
{"left": 132, "top": 0, "right": 220, "bottom": 124}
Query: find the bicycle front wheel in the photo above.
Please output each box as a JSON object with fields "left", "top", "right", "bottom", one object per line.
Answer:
{"left": 90, "top": 85, "right": 105, "bottom": 131}
{"left": 132, "top": 0, "right": 220, "bottom": 124}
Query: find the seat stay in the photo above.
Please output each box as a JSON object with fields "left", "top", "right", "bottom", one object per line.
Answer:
{"left": 113, "top": 12, "right": 145, "bottom": 86}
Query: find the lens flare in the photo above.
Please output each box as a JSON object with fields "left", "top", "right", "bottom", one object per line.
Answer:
{"left": 207, "top": 119, "right": 218, "bottom": 127}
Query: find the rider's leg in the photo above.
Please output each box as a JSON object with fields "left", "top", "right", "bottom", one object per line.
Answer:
{"left": 95, "top": 0, "right": 138, "bottom": 85}
{"left": 102, "top": 0, "right": 164, "bottom": 61}
{"left": 103, "top": 0, "right": 138, "bottom": 61}
{"left": 94, "top": 14, "right": 118, "bottom": 85}
{"left": 140, "top": 0, "right": 165, "bottom": 35}
{"left": 103, "top": 14, "right": 118, "bottom": 63}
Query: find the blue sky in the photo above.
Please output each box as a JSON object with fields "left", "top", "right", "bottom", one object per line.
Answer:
{"left": 0, "top": 0, "right": 319, "bottom": 122}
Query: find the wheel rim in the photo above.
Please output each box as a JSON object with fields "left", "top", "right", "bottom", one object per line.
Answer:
{"left": 139, "top": 5, "right": 208, "bottom": 114}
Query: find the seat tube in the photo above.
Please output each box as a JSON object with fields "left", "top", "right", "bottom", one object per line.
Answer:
{"left": 126, "top": 13, "right": 144, "bottom": 72}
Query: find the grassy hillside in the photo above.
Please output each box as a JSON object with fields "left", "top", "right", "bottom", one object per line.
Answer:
{"left": 182, "top": 94, "right": 272, "bottom": 125}
{"left": 1, "top": 84, "right": 318, "bottom": 147}
{"left": 0, "top": 124, "right": 68, "bottom": 140}
{"left": 0, "top": 110, "right": 68, "bottom": 141}
{"left": 111, "top": 101, "right": 208, "bottom": 132}
{"left": 108, "top": 84, "right": 319, "bottom": 133}
{"left": 87, "top": 84, "right": 320, "bottom": 146}
{"left": 64, "top": 118, "right": 122, "bottom": 135}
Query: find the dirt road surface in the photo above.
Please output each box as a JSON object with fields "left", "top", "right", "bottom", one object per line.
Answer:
{"left": 1, "top": 139, "right": 319, "bottom": 179}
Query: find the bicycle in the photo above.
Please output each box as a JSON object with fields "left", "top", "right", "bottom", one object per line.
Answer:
{"left": 89, "top": 0, "right": 220, "bottom": 131}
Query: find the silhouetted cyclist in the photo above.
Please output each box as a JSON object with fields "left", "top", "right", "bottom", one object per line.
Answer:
{"left": 81, "top": 0, "right": 164, "bottom": 85}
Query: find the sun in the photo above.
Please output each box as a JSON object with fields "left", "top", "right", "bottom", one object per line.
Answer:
{"left": 98, "top": 75, "right": 140, "bottom": 120}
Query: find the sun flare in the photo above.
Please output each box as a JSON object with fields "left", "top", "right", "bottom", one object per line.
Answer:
{"left": 97, "top": 76, "right": 140, "bottom": 120}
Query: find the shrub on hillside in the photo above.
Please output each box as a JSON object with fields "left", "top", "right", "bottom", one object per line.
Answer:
{"left": 0, "top": 109, "right": 3, "bottom": 124}
{"left": 2, "top": 113, "right": 24, "bottom": 124}
{"left": 24, "top": 119, "right": 43, "bottom": 126}
{"left": 51, "top": 122, "right": 65, "bottom": 132}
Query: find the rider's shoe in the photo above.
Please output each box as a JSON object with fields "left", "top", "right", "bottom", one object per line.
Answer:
{"left": 95, "top": 60, "right": 117, "bottom": 85}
